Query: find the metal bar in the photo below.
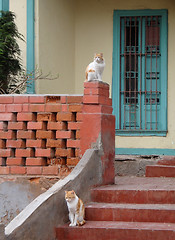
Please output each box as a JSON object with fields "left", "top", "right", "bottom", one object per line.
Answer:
{"left": 129, "top": 17, "right": 132, "bottom": 129}
{"left": 140, "top": 16, "right": 142, "bottom": 129}
{"left": 134, "top": 16, "right": 137, "bottom": 129}
{"left": 155, "top": 16, "right": 158, "bottom": 130}
{"left": 121, "top": 90, "right": 161, "bottom": 93}
{"left": 144, "top": 16, "right": 147, "bottom": 130}
{"left": 120, "top": 53, "right": 161, "bottom": 57}
{"left": 150, "top": 16, "right": 153, "bottom": 130}
{"left": 119, "top": 18, "right": 122, "bottom": 129}
{"left": 124, "top": 17, "right": 127, "bottom": 129}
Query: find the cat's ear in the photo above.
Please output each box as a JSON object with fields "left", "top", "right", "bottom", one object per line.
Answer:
{"left": 71, "top": 190, "right": 75, "bottom": 193}
{"left": 65, "top": 191, "right": 68, "bottom": 194}
{"left": 100, "top": 53, "right": 103, "bottom": 57}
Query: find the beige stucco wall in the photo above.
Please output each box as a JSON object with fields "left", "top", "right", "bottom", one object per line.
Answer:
{"left": 9, "top": 0, "right": 27, "bottom": 68}
{"left": 35, "top": 0, "right": 75, "bottom": 94}
{"left": 75, "top": 0, "right": 113, "bottom": 94}
{"left": 10, "top": 0, "right": 76, "bottom": 94}
{"left": 74, "top": 0, "right": 175, "bottom": 150}
{"left": 10, "top": 0, "right": 175, "bottom": 150}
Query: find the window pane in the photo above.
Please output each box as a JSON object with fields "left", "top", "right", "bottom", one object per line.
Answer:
{"left": 120, "top": 15, "right": 161, "bottom": 130}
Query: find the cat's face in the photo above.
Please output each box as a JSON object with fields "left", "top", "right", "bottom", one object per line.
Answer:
{"left": 65, "top": 190, "right": 76, "bottom": 203}
{"left": 94, "top": 53, "right": 104, "bottom": 63}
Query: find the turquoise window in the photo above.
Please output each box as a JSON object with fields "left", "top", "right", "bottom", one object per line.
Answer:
{"left": 112, "top": 10, "right": 168, "bottom": 136}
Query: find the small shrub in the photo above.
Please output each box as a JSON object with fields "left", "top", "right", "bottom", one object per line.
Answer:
{"left": 0, "top": 11, "right": 24, "bottom": 93}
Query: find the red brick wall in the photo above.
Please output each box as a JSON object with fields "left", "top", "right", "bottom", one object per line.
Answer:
{"left": 0, "top": 95, "right": 83, "bottom": 177}
{"left": 0, "top": 82, "right": 115, "bottom": 182}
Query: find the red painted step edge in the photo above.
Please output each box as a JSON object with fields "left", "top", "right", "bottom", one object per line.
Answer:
{"left": 91, "top": 188, "right": 175, "bottom": 204}
{"left": 146, "top": 165, "right": 175, "bottom": 177}
{"left": 56, "top": 221, "right": 175, "bottom": 240}
{"left": 85, "top": 203, "right": 175, "bottom": 223}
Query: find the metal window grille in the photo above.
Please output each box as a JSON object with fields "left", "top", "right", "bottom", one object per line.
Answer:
{"left": 119, "top": 16, "right": 161, "bottom": 131}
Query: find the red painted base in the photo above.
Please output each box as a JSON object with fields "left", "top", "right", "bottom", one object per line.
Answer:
{"left": 56, "top": 221, "right": 175, "bottom": 240}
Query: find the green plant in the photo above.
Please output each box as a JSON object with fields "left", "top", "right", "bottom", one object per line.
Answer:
{"left": 0, "top": 11, "right": 24, "bottom": 93}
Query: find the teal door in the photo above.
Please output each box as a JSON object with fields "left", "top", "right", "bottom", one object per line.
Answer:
{"left": 113, "top": 10, "right": 168, "bottom": 136}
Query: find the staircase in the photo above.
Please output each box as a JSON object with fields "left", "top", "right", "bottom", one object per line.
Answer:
{"left": 56, "top": 157, "right": 175, "bottom": 240}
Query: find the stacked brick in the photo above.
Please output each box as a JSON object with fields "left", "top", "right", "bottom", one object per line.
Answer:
{"left": 80, "top": 81, "right": 113, "bottom": 155}
{"left": 0, "top": 95, "right": 83, "bottom": 176}
{"left": 80, "top": 81, "right": 115, "bottom": 184}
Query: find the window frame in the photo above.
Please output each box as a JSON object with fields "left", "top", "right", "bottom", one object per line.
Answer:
{"left": 0, "top": 0, "right": 9, "bottom": 12}
{"left": 26, "top": 0, "right": 35, "bottom": 94}
{"left": 112, "top": 9, "right": 168, "bottom": 136}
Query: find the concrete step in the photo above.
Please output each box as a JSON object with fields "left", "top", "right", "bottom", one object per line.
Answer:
{"left": 146, "top": 165, "right": 175, "bottom": 177}
{"left": 56, "top": 221, "right": 175, "bottom": 240}
{"left": 91, "top": 186, "right": 175, "bottom": 204}
{"left": 85, "top": 202, "right": 175, "bottom": 223}
{"left": 115, "top": 155, "right": 175, "bottom": 177}
{"left": 115, "top": 155, "right": 159, "bottom": 177}
{"left": 91, "top": 176, "right": 175, "bottom": 204}
{"left": 157, "top": 156, "right": 175, "bottom": 166}
{"left": 56, "top": 177, "right": 175, "bottom": 239}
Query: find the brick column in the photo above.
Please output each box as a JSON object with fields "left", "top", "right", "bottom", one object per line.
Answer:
{"left": 80, "top": 81, "right": 115, "bottom": 184}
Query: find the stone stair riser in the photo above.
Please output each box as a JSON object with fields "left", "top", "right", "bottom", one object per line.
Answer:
{"left": 91, "top": 189, "right": 175, "bottom": 204}
{"left": 85, "top": 205, "right": 175, "bottom": 223}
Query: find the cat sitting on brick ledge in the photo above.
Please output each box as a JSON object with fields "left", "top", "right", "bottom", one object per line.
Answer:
{"left": 85, "top": 53, "right": 105, "bottom": 81}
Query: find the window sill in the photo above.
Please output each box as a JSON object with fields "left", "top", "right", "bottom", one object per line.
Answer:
{"left": 115, "top": 130, "right": 167, "bottom": 136}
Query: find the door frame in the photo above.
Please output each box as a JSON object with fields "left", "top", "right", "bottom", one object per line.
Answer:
{"left": 112, "top": 9, "right": 168, "bottom": 136}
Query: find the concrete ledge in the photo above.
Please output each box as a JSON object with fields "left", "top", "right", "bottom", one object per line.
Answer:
{"left": 5, "top": 149, "right": 102, "bottom": 240}
{"left": 115, "top": 155, "right": 159, "bottom": 176}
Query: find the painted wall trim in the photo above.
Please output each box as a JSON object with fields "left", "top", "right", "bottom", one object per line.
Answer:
{"left": 26, "top": 0, "right": 35, "bottom": 93}
{"left": 115, "top": 130, "right": 167, "bottom": 136}
{"left": 0, "top": 0, "right": 9, "bottom": 11}
{"left": 116, "top": 148, "right": 175, "bottom": 155}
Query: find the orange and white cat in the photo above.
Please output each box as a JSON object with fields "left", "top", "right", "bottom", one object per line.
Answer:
{"left": 85, "top": 53, "right": 105, "bottom": 81}
{"left": 65, "top": 190, "right": 85, "bottom": 227}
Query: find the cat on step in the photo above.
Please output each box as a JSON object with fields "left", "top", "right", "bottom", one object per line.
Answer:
{"left": 85, "top": 53, "right": 105, "bottom": 81}
{"left": 65, "top": 190, "right": 85, "bottom": 227}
